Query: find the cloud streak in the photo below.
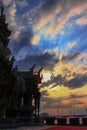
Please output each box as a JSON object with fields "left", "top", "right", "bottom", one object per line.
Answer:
{"left": 1, "top": 0, "right": 87, "bottom": 115}
{"left": 16, "top": 50, "right": 58, "bottom": 70}
{"left": 33, "top": 0, "right": 87, "bottom": 37}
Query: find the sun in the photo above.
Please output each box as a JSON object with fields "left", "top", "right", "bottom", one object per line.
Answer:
{"left": 42, "top": 72, "right": 51, "bottom": 82}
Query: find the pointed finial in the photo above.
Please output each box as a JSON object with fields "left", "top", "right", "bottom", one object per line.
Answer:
{"left": 28, "top": 64, "right": 36, "bottom": 71}
{"left": 38, "top": 67, "right": 43, "bottom": 74}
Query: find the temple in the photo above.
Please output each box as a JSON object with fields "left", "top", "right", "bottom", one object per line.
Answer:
{"left": 0, "top": 6, "right": 43, "bottom": 120}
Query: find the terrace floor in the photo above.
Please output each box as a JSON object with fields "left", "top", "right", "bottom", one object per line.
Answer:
{"left": 4, "top": 126, "right": 87, "bottom": 130}
{"left": 43, "top": 126, "right": 87, "bottom": 130}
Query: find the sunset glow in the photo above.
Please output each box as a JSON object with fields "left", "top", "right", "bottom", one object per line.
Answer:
{"left": 1, "top": 0, "right": 87, "bottom": 116}
{"left": 42, "top": 72, "right": 51, "bottom": 83}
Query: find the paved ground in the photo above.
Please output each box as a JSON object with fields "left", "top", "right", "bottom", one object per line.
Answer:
{"left": 4, "top": 126, "right": 87, "bottom": 130}
{"left": 17, "top": 126, "right": 54, "bottom": 130}
{"left": 43, "top": 126, "right": 87, "bottom": 130}
{"left": 2, "top": 126, "right": 55, "bottom": 130}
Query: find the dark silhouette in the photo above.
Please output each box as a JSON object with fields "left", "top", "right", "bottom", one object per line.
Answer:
{"left": 0, "top": 7, "right": 43, "bottom": 120}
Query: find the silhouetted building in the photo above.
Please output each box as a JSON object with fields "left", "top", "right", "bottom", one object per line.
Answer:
{"left": 0, "top": 6, "right": 43, "bottom": 119}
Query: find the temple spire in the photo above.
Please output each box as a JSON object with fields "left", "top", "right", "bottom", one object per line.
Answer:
{"left": 1, "top": 6, "right": 4, "bottom": 17}
{"left": 0, "top": 6, "right": 11, "bottom": 47}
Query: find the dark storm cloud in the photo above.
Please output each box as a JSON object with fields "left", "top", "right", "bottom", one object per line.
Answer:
{"left": 16, "top": 51, "right": 58, "bottom": 70}
{"left": 41, "top": 72, "right": 87, "bottom": 90}
{"left": 61, "top": 52, "right": 80, "bottom": 61}
{"left": 40, "top": 52, "right": 87, "bottom": 90}
{"left": 41, "top": 75, "right": 64, "bottom": 89}
{"left": 56, "top": 74, "right": 87, "bottom": 89}
{"left": 10, "top": 29, "right": 34, "bottom": 55}
{"left": 65, "top": 75, "right": 87, "bottom": 89}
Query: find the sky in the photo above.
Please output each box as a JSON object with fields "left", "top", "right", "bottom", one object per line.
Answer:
{"left": 0, "top": 0, "right": 87, "bottom": 116}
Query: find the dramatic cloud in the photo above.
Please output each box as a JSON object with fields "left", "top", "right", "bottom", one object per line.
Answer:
{"left": 33, "top": 0, "right": 87, "bottom": 37}
{"left": 31, "top": 34, "right": 40, "bottom": 45}
{"left": 10, "top": 30, "right": 34, "bottom": 55}
{"left": 5, "top": 1, "right": 17, "bottom": 27}
{"left": 1, "top": 0, "right": 87, "bottom": 115}
{"left": 40, "top": 52, "right": 87, "bottom": 101}
{"left": 2, "top": 0, "right": 11, "bottom": 6}
{"left": 16, "top": 50, "right": 58, "bottom": 70}
{"left": 76, "top": 17, "right": 87, "bottom": 26}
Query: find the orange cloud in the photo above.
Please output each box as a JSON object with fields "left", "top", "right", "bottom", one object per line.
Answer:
{"left": 76, "top": 17, "right": 87, "bottom": 26}
{"left": 7, "top": 2, "right": 17, "bottom": 26}
{"left": 34, "top": 7, "right": 61, "bottom": 31}
{"left": 67, "top": 4, "right": 87, "bottom": 18}
{"left": 41, "top": 52, "right": 87, "bottom": 102}
{"left": 33, "top": 2, "right": 87, "bottom": 38}
{"left": 2, "top": 0, "right": 11, "bottom": 6}
{"left": 31, "top": 34, "right": 40, "bottom": 45}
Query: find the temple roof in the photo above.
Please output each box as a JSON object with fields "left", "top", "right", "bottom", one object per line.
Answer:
{"left": 18, "top": 71, "right": 34, "bottom": 79}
